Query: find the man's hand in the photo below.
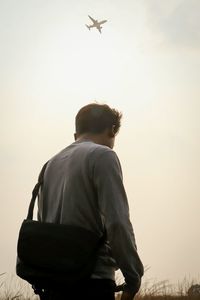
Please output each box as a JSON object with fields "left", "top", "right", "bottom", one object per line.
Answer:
{"left": 115, "top": 283, "right": 137, "bottom": 300}
{"left": 121, "top": 291, "right": 136, "bottom": 300}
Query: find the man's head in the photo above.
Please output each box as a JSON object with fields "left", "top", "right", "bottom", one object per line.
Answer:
{"left": 74, "top": 103, "right": 122, "bottom": 149}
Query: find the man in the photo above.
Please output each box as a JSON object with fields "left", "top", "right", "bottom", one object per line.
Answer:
{"left": 38, "top": 103, "right": 144, "bottom": 300}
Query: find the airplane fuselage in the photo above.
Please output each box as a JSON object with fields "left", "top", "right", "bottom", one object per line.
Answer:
{"left": 88, "top": 23, "right": 102, "bottom": 29}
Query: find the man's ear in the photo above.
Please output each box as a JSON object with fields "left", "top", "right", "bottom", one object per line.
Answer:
{"left": 108, "top": 126, "right": 115, "bottom": 138}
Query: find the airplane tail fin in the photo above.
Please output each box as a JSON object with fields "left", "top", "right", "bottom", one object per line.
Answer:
{"left": 85, "top": 24, "right": 90, "bottom": 30}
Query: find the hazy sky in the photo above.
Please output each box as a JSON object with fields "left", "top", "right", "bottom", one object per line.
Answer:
{"left": 1, "top": 0, "right": 200, "bottom": 287}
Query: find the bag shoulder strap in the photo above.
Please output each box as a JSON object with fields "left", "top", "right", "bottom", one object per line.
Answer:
{"left": 26, "top": 161, "right": 49, "bottom": 220}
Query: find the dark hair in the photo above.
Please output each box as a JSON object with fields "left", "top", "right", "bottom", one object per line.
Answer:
{"left": 75, "top": 103, "right": 122, "bottom": 135}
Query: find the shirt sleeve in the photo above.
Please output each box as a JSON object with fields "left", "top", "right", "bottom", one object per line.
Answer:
{"left": 93, "top": 149, "right": 144, "bottom": 295}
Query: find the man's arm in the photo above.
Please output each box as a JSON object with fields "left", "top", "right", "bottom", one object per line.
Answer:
{"left": 93, "top": 149, "right": 144, "bottom": 296}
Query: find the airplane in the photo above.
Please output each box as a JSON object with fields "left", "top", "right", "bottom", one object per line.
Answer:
{"left": 85, "top": 15, "right": 107, "bottom": 34}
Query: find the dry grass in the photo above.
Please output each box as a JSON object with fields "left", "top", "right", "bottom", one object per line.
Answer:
{"left": 0, "top": 272, "right": 200, "bottom": 300}
{"left": 0, "top": 273, "right": 38, "bottom": 300}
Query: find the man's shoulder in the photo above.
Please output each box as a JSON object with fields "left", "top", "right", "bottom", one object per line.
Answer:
{"left": 83, "top": 142, "right": 119, "bottom": 162}
{"left": 86, "top": 142, "right": 113, "bottom": 156}
{"left": 86, "top": 143, "right": 120, "bottom": 167}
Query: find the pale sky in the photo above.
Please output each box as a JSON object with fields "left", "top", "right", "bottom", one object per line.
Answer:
{"left": 1, "top": 0, "right": 200, "bottom": 287}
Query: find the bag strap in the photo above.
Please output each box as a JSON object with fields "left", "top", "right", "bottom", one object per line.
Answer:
{"left": 26, "top": 161, "right": 49, "bottom": 220}
{"left": 26, "top": 160, "right": 107, "bottom": 244}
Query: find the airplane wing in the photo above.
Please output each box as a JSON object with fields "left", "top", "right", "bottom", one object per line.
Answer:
{"left": 88, "top": 15, "right": 96, "bottom": 23}
{"left": 97, "top": 27, "right": 102, "bottom": 34}
{"left": 99, "top": 20, "right": 107, "bottom": 25}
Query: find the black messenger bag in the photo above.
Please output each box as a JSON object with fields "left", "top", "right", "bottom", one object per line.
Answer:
{"left": 16, "top": 162, "right": 105, "bottom": 289}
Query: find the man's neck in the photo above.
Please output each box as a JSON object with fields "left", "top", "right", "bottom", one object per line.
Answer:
{"left": 76, "top": 133, "right": 102, "bottom": 144}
